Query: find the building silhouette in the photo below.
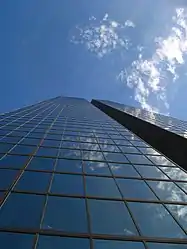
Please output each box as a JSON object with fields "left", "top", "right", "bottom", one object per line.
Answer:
{"left": 0, "top": 96, "right": 187, "bottom": 248}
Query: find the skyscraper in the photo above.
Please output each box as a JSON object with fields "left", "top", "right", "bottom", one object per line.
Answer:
{"left": 0, "top": 96, "right": 187, "bottom": 248}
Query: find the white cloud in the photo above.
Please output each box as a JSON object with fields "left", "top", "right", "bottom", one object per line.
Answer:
{"left": 118, "top": 7, "right": 187, "bottom": 113}
{"left": 124, "top": 20, "right": 136, "bottom": 28}
{"left": 71, "top": 13, "right": 135, "bottom": 58}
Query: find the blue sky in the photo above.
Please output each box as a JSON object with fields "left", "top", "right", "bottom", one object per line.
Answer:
{"left": 1, "top": 0, "right": 187, "bottom": 120}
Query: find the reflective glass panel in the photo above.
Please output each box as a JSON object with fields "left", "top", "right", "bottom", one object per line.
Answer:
{"left": 110, "top": 163, "right": 140, "bottom": 177}
{"left": 86, "top": 176, "right": 121, "bottom": 198}
{"left": 51, "top": 174, "right": 84, "bottom": 195}
{"left": 0, "top": 155, "right": 29, "bottom": 169}
{"left": 27, "top": 157, "right": 55, "bottom": 171}
{"left": 94, "top": 240, "right": 145, "bottom": 249}
{"left": 0, "top": 169, "right": 19, "bottom": 190}
{"left": 0, "top": 232, "right": 34, "bottom": 249}
{"left": 126, "top": 154, "right": 153, "bottom": 165}
{"left": 37, "top": 236, "right": 90, "bottom": 249}
{"left": 117, "top": 179, "right": 157, "bottom": 200}
{"left": 160, "top": 167, "right": 187, "bottom": 180}
{"left": 89, "top": 199, "right": 138, "bottom": 235}
{"left": 15, "top": 171, "right": 51, "bottom": 192}
{"left": 42, "top": 196, "right": 87, "bottom": 232}
{"left": 147, "top": 181, "right": 187, "bottom": 202}
{"left": 135, "top": 165, "right": 168, "bottom": 179}
{"left": 128, "top": 202, "right": 186, "bottom": 238}
{"left": 103, "top": 152, "right": 128, "bottom": 163}
{"left": 0, "top": 193, "right": 45, "bottom": 228}
{"left": 56, "top": 159, "right": 82, "bottom": 173}
{"left": 84, "top": 161, "right": 111, "bottom": 176}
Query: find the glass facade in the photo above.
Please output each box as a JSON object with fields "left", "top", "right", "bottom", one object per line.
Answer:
{"left": 0, "top": 96, "right": 187, "bottom": 248}
{"left": 100, "top": 100, "right": 187, "bottom": 139}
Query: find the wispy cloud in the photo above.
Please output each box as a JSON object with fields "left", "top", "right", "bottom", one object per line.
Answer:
{"left": 71, "top": 13, "right": 135, "bottom": 58}
{"left": 71, "top": 8, "right": 187, "bottom": 113}
{"left": 118, "top": 8, "right": 187, "bottom": 113}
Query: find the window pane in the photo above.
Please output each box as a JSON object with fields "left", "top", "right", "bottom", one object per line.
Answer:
{"left": 126, "top": 154, "right": 153, "bottom": 165}
{"left": 117, "top": 179, "right": 157, "bottom": 200}
{"left": 37, "top": 236, "right": 90, "bottom": 249}
{"left": 59, "top": 149, "right": 82, "bottom": 159}
{"left": 0, "top": 143, "right": 14, "bottom": 154}
{"left": 0, "top": 155, "right": 29, "bottom": 169}
{"left": 138, "top": 147, "right": 160, "bottom": 155}
{"left": 94, "top": 240, "right": 145, "bottom": 249}
{"left": 10, "top": 145, "right": 36, "bottom": 155}
{"left": 147, "top": 181, "right": 187, "bottom": 202}
{"left": 80, "top": 143, "right": 100, "bottom": 151}
{"left": 103, "top": 152, "right": 128, "bottom": 163}
{"left": 128, "top": 202, "right": 186, "bottom": 238}
{"left": 42, "top": 139, "right": 61, "bottom": 148}
{"left": 147, "top": 243, "right": 187, "bottom": 249}
{"left": 0, "top": 193, "right": 45, "bottom": 229}
{"left": 42, "top": 196, "right": 87, "bottom": 233}
{"left": 15, "top": 171, "right": 51, "bottom": 192}
{"left": 100, "top": 144, "right": 120, "bottom": 152}
{"left": 110, "top": 163, "right": 140, "bottom": 177}
{"left": 0, "top": 169, "right": 19, "bottom": 190}
{"left": 166, "top": 204, "right": 187, "bottom": 231}
{"left": 83, "top": 151, "right": 104, "bottom": 161}
{"left": 0, "top": 232, "right": 34, "bottom": 249}
{"left": 160, "top": 167, "right": 187, "bottom": 180}
{"left": 36, "top": 147, "right": 58, "bottom": 157}
{"left": 84, "top": 161, "right": 111, "bottom": 176}
{"left": 86, "top": 176, "right": 121, "bottom": 198}
{"left": 56, "top": 159, "right": 82, "bottom": 173}
{"left": 135, "top": 165, "right": 168, "bottom": 179}
{"left": 119, "top": 146, "right": 141, "bottom": 154}
{"left": 147, "top": 155, "right": 176, "bottom": 166}
{"left": 27, "top": 157, "right": 55, "bottom": 171}
{"left": 88, "top": 199, "right": 138, "bottom": 235}
{"left": 51, "top": 174, "right": 84, "bottom": 195}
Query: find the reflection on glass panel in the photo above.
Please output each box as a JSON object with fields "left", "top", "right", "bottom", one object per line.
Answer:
{"left": 89, "top": 199, "right": 138, "bottom": 236}
{"left": 10, "top": 145, "right": 36, "bottom": 155}
{"left": 117, "top": 179, "right": 156, "bottom": 200}
{"left": 36, "top": 147, "right": 58, "bottom": 157}
{"left": 61, "top": 141, "right": 80, "bottom": 149}
{"left": 0, "top": 232, "right": 34, "bottom": 249}
{"left": 15, "top": 171, "right": 51, "bottom": 192}
{"left": 51, "top": 174, "right": 84, "bottom": 195}
{"left": 135, "top": 165, "right": 168, "bottom": 179}
{"left": 56, "top": 159, "right": 82, "bottom": 173}
{"left": 147, "top": 181, "right": 187, "bottom": 202}
{"left": 27, "top": 157, "right": 55, "bottom": 171}
{"left": 37, "top": 236, "right": 90, "bottom": 249}
{"left": 84, "top": 161, "right": 111, "bottom": 176}
{"left": 130, "top": 140, "right": 149, "bottom": 147}
{"left": 160, "top": 167, "right": 187, "bottom": 180}
{"left": 103, "top": 152, "right": 128, "bottom": 163}
{"left": 0, "top": 193, "right": 45, "bottom": 229}
{"left": 94, "top": 239, "right": 145, "bottom": 249}
{"left": 147, "top": 242, "right": 187, "bottom": 249}
{"left": 0, "top": 169, "right": 19, "bottom": 190}
{"left": 98, "top": 138, "right": 114, "bottom": 144}
{"left": 138, "top": 147, "right": 160, "bottom": 155}
{"left": 42, "top": 196, "right": 87, "bottom": 233}
{"left": 86, "top": 176, "right": 121, "bottom": 198}
{"left": 81, "top": 142, "right": 100, "bottom": 151}
{"left": 0, "top": 143, "right": 14, "bottom": 154}
{"left": 83, "top": 151, "right": 104, "bottom": 161}
{"left": 118, "top": 146, "right": 141, "bottom": 154}
{"left": 59, "top": 149, "right": 82, "bottom": 159}
{"left": 0, "top": 155, "right": 29, "bottom": 169}
{"left": 42, "top": 139, "right": 61, "bottom": 148}
{"left": 167, "top": 204, "right": 187, "bottom": 231}
{"left": 177, "top": 182, "right": 187, "bottom": 194}
{"left": 113, "top": 140, "right": 132, "bottom": 146}
{"left": 128, "top": 202, "right": 186, "bottom": 238}
{"left": 100, "top": 144, "right": 120, "bottom": 152}
{"left": 126, "top": 154, "right": 153, "bottom": 165}
{"left": 147, "top": 155, "right": 176, "bottom": 166}
{"left": 110, "top": 163, "right": 140, "bottom": 177}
